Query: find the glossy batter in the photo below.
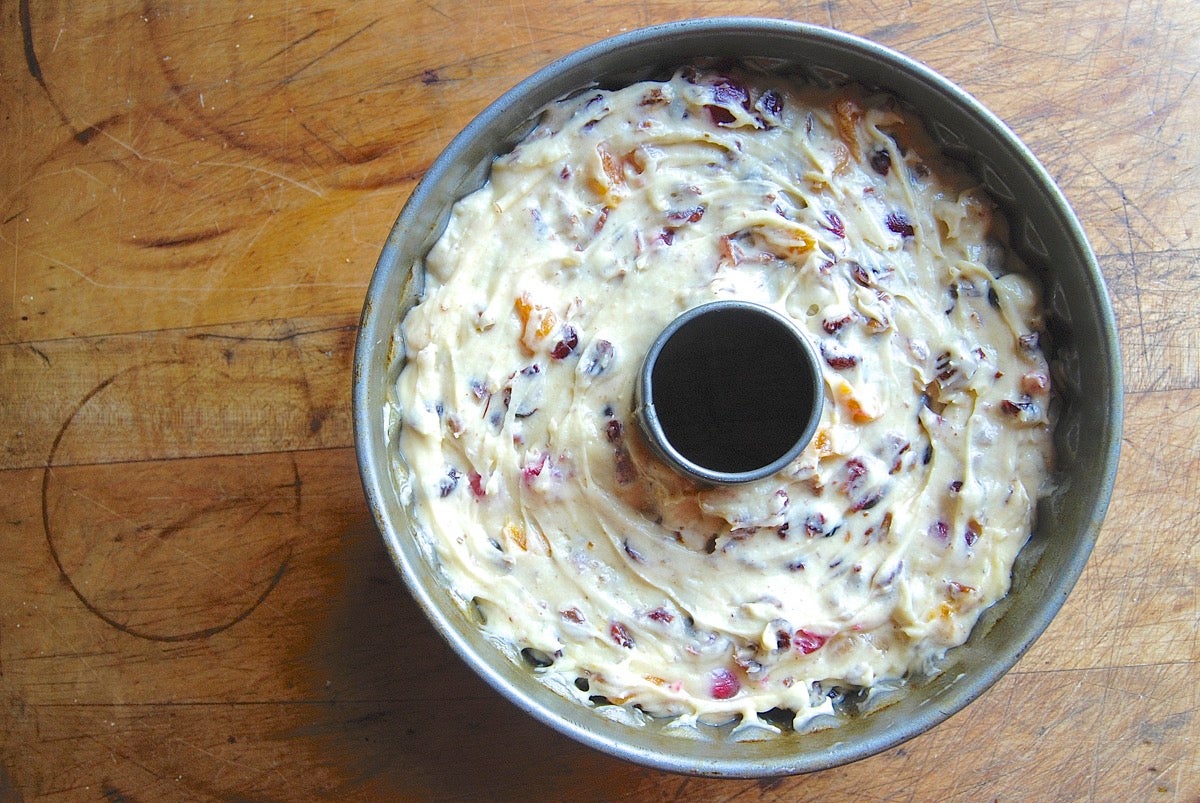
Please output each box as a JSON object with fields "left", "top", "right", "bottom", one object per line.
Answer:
{"left": 390, "top": 67, "right": 1054, "bottom": 733}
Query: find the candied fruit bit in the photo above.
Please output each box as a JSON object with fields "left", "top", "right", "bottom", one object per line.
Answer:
{"left": 965, "top": 519, "right": 982, "bottom": 546}
{"left": 831, "top": 376, "right": 878, "bottom": 423}
{"left": 928, "top": 519, "right": 950, "bottom": 544}
{"left": 610, "top": 622, "right": 635, "bottom": 649}
{"left": 709, "top": 667, "right": 741, "bottom": 699}
{"left": 794, "top": 629, "right": 828, "bottom": 655}
{"left": 561, "top": 607, "right": 585, "bottom": 624}
{"left": 514, "top": 293, "right": 557, "bottom": 353}
{"left": 589, "top": 142, "right": 625, "bottom": 198}
{"left": 503, "top": 521, "right": 528, "bottom": 551}
{"left": 833, "top": 97, "right": 863, "bottom": 154}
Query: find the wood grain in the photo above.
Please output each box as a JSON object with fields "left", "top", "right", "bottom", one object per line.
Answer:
{"left": 2, "top": 0, "right": 1198, "bottom": 799}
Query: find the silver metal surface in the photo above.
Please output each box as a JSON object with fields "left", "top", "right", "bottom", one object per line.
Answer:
{"left": 353, "top": 17, "right": 1122, "bottom": 777}
{"left": 633, "top": 300, "right": 825, "bottom": 485}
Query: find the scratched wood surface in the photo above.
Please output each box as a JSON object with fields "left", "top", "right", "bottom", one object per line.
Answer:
{"left": 2, "top": 0, "right": 1198, "bottom": 799}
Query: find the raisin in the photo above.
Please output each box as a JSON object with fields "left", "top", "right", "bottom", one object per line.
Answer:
{"left": 886, "top": 212, "right": 915, "bottom": 237}
{"left": 623, "top": 539, "right": 645, "bottom": 563}
{"left": 849, "top": 260, "right": 872, "bottom": 287}
{"left": 582, "top": 340, "right": 615, "bottom": 375}
{"left": 870, "top": 149, "right": 892, "bottom": 176}
{"left": 822, "top": 210, "right": 846, "bottom": 238}
{"left": 706, "top": 78, "right": 750, "bottom": 125}
{"left": 794, "top": 629, "right": 828, "bottom": 655}
{"left": 758, "top": 88, "right": 784, "bottom": 118}
{"left": 439, "top": 468, "right": 462, "bottom": 497}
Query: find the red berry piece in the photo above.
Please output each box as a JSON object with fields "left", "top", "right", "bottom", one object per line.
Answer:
{"left": 794, "top": 629, "right": 828, "bottom": 655}
{"left": 709, "top": 668, "right": 741, "bottom": 699}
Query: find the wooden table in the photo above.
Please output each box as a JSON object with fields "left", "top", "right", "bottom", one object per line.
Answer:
{"left": 2, "top": 1, "right": 1197, "bottom": 799}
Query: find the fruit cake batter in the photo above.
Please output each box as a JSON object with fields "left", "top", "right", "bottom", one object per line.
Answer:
{"left": 389, "top": 66, "right": 1054, "bottom": 732}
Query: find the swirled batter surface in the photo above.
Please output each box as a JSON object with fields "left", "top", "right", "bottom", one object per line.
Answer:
{"left": 391, "top": 67, "right": 1054, "bottom": 732}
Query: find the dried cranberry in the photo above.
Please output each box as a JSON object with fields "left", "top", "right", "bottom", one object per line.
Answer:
{"left": 468, "top": 471, "right": 486, "bottom": 498}
{"left": 667, "top": 206, "right": 705, "bottom": 224}
{"left": 822, "top": 313, "right": 854, "bottom": 334}
{"left": 821, "top": 341, "right": 859, "bottom": 369}
{"left": 606, "top": 419, "right": 623, "bottom": 442}
{"left": 610, "top": 622, "right": 635, "bottom": 649}
{"left": 845, "top": 457, "right": 867, "bottom": 487}
{"left": 560, "top": 607, "right": 585, "bottom": 624}
{"left": 647, "top": 607, "right": 673, "bottom": 624}
{"left": 521, "top": 454, "right": 547, "bottom": 483}
{"left": 851, "top": 489, "right": 883, "bottom": 512}
{"left": 1001, "top": 399, "right": 1034, "bottom": 416}
{"left": 706, "top": 78, "right": 750, "bottom": 125}
{"left": 794, "top": 629, "right": 828, "bottom": 655}
{"left": 886, "top": 212, "right": 915, "bottom": 237}
{"left": 709, "top": 668, "right": 741, "bottom": 700}
{"left": 929, "top": 519, "right": 949, "bottom": 543}
{"left": 551, "top": 325, "right": 579, "bottom": 359}
{"left": 658, "top": 228, "right": 675, "bottom": 245}
{"left": 759, "top": 88, "right": 783, "bottom": 117}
